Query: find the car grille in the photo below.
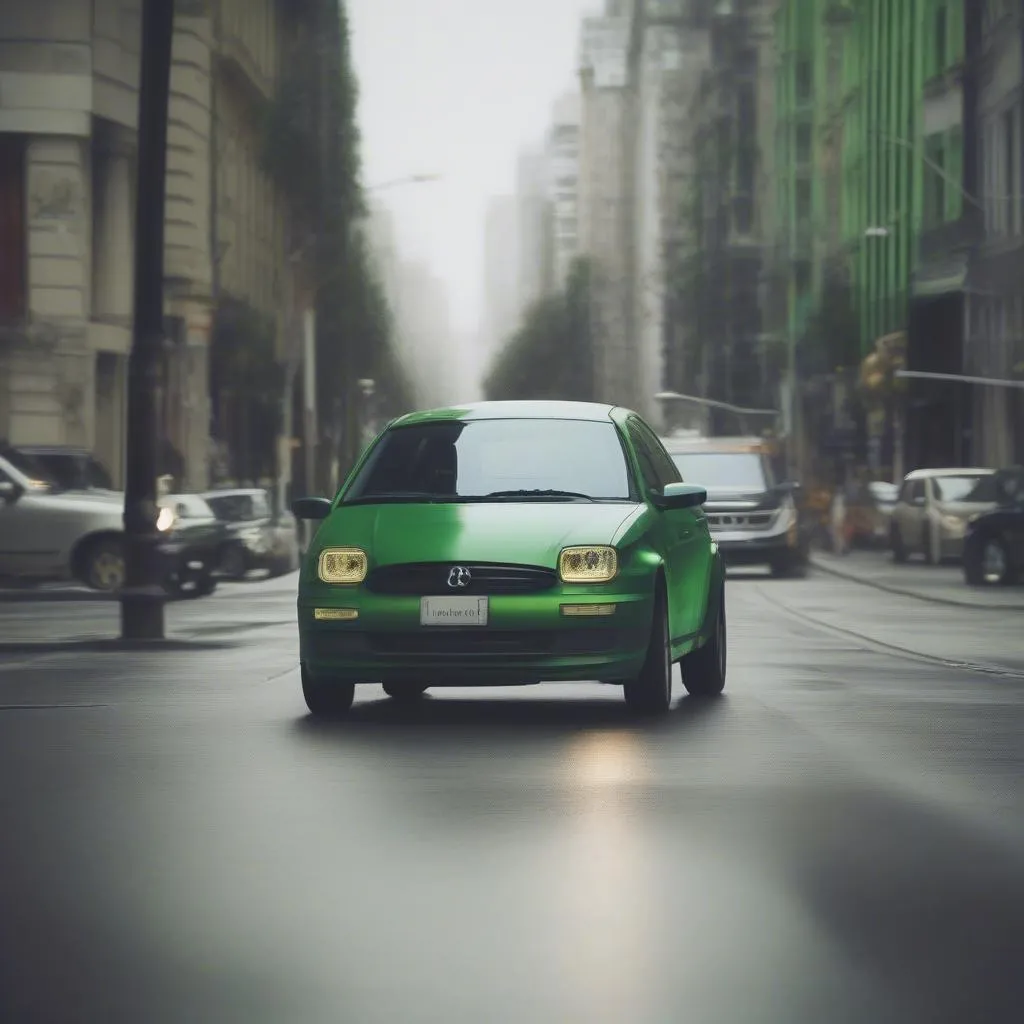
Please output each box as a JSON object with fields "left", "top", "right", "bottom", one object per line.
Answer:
{"left": 705, "top": 511, "right": 774, "bottom": 531}
{"left": 364, "top": 562, "right": 557, "bottom": 596}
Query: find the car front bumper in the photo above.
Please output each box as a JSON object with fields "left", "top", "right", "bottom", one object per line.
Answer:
{"left": 298, "top": 584, "right": 656, "bottom": 685}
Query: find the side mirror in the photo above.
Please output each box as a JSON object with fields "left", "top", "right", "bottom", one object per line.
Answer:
{"left": 0, "top": 479, "right": 21, "bottom": 503}
{"left": 651, "top": 482, "right": 707, "bottom": 511}
{"left": 292, "top": 496, "right": 332, "bottom": 520}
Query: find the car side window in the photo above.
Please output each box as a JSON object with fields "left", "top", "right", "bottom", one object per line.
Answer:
{"left": 638, "top": 424, "right": 683, "bottom": 486}
{"left": 628, "top": 420, "right": 679, "bottom": 490}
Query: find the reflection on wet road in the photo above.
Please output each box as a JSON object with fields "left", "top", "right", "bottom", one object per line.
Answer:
{"left": 1, "top": 573, "right": 1022, "bottom": 1023}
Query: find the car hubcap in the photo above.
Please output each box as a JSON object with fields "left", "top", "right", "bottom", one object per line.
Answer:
{"left": 92, "top": 550, "right": 124, "bottom": 591}
{"left": 982, "top": 542, "right": 1006, "bottom": 584}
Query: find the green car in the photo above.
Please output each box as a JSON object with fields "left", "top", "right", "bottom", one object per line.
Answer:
{"left": 292, "top": 400, "right": 726, "bottom": 716}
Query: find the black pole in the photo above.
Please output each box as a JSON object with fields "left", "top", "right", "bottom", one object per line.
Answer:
{"left": 120, "top": 0, "right": 175, "bottom": 640}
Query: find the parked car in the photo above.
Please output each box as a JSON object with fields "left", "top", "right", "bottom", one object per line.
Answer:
{"left": 962, "top": 467, "right": 1024, "bottom": 586}
{"left": 9, "top": 443, "right": 115, "bottom": 492}
{"left": 890, "top": 468, "right": 999, "bottom": 564}
{"left": 662, "top": 433, "right": 809, "bottom": 577}
{"left": 0, "top": 448, "right": 129, "bottom": 591}
{"left": 201, "top": 488, "right": 300, "bottom": 579}
{"left": 157, "top": 494, "right": 236, "bottom": 598}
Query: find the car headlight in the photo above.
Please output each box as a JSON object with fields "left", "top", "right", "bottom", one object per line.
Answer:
{"left": 941, "top": 514, "right": 964, "bottom": 533}
{"left": 156, "top": 506, "right": 176, "bottom": 532}
{"left": 558, "top": 546, "right": 618, "bottom": 583}
{"left": 317, "top": 547, "right": 368, "bottom": 584}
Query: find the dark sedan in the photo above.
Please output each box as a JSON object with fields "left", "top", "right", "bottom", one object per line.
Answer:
{"left": 963, "top": 467, "right": 1024, "bottom": 586}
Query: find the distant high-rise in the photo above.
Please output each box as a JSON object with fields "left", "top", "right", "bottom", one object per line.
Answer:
{"left": 515, "top": 147, "right": 552, "bottom": 314}
{"left": 546, "top": 92, "right": 581, "bottom": 292}
{"left": 480, "top": 195, "right": 521, "bottom": 366}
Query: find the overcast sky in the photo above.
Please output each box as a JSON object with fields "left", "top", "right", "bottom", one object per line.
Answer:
{"left": 346, "top": 0, "right": 600, "bottom": 339}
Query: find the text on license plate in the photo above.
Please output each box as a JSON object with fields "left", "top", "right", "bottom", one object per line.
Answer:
{"left": 420, "top": 596, "right": 489, "bottom": 626}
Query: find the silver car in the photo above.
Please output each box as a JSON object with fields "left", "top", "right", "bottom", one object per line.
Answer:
{"left": 0, "top": 449, "right": 126, "bottom": 591}
{"left": 890, "top": 468, "right": 999, "bottom": 564}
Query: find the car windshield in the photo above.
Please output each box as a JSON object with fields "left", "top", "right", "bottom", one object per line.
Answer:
{"left": 343, "top": 418, "right": 634, "bottom": 502}
{"left": 206, "top": 492, "right": 271, "bottom": 521}
{"left": 670, "top": 451, "right": 768, "bottom": 491}
{"left": 161, "top": 495, "right": 214, "bottom": 519}
{"left": 932, "top": 474, "right": 997, "bottom": 503}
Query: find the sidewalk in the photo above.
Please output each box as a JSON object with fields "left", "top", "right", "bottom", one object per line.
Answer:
{"left": 0, "top": 572, "right": 297, "bottom": 652}
{"left": 811, "top": 549, "right": 1024, "bottom": 611}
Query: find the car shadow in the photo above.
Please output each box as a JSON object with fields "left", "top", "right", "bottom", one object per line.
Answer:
{"left": 291, "top": 688, "right": 728, "bottom": 742}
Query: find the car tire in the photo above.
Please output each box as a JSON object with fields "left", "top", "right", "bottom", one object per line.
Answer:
{"left": 623, "top": 587, "right": 673, "bottom": 715}
{"left": 383, "top": 682, "right": 429, "bottom": 702}
{"left": 965, "top": 537, "right": 1012, "bottom": 586}
{"left": 301, "top": 664, "right": 355, "bottom": 718}
{"left": 680, "top": 593, "right": 726, "bottom": 698}
{"left": 890, "top": 524, "right": 907, "bottom": 563}
{"left": 771, "top": 554, "right": 807, "bottom": 579}
{"left": 82, "top": 536, "right": 126, "bottom": 592}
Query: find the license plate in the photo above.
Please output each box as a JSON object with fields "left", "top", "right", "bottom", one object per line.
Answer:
{"left": 420, "top": 596, "right": 489, "bottom": 626}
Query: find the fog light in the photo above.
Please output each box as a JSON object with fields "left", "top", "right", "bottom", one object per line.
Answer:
{"left": 314, "top": 607, "right": 358, "bottom": 621}
{"left": 561, "top": 603, "right": 617, "bottom": 617}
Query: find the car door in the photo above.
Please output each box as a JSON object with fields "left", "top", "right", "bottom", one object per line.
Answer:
{"left": 896, "top": 478, "right": 926, "bottom": 549}
{"left": 0, "top": 465, "right": 55, "bottom": 578}
{"left": 627, "top": 419, "right": 707, "bottom": 640}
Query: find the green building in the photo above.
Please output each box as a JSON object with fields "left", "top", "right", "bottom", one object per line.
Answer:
{"left": 772, "top": 0, "right": 966, "bottom": 355}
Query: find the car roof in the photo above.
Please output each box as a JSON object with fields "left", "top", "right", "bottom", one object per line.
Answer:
{"left": 905, "top": 467, "right": 994, "bottom": 479}
{"left": 389, "top": 400, "right": 624, "bottom": 426}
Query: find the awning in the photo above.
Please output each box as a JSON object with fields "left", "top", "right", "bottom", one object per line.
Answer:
{"left": 911, "top": 259, "right": 968, "bottom": 298}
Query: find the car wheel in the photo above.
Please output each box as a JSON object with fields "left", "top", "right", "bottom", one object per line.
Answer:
{"left": 890, "top": 524, "right": 907, "bottom": 563}
{"left": 771, "top": 554, "right": 807, "bottom": 579}
{"left": 83, "top": 537, "right": 126, "bottom": 592}
{"left": 972, "top": 537, "right": 1011, "bottom": 586}
{"left": 301, "top": 664, "right": 355, "bottom": 718}
{"left": 623, "top": 587, "right": 672, "bottom": 714}
{"left": 680, "top": 593, "right": 726, "bottom": 698}
{"left": 382, "top": 682, "right": 429, "bottom": 702}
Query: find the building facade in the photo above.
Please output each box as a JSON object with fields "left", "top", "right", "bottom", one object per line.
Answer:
{"left": 578, "top": 1, "right": 640, "bottom": 410}
{"left": 687, "top": 0, "right": 767, "bottom": 418}
{"left": 546, "top": 91, "right": 581, "bottom": 293}
{"left": 968, "top": 0, "right": 1023, "bottom": 466}
{"left": 0, "top": 0, "right": 308, "bottom": 491}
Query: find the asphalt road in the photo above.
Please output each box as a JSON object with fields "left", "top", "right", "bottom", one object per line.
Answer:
{"left": 1, "top": 569, "right": 1023, "bottom": 1024}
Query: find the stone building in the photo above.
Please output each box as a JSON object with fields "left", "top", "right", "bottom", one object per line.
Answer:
{"left": 0, "top": 0, "right": 306, "bottom": 490}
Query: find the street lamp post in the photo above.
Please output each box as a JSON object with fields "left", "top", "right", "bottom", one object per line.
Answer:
{"left": 120, "top": 0, "right": 175, "bottom": 641}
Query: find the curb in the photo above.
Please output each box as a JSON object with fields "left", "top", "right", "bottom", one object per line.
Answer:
{"left": 0, "top": 618, "right": 292, "bottom": 655}
{"left": 809, "top": 555, "right": 1024, "bottom": 612}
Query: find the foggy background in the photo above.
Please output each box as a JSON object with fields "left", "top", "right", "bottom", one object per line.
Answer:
{"left": 348, "top": 0, "right": 601, "bottom": 406}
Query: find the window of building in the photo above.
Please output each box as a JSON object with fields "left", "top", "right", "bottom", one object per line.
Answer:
{"left": 1003, "top": 105, "right": 1020, "bottom": 233}
{"left": 796, "top": 123, "right": 812, "bottom": 165}
{"left": 0, "top": 136, "right": 26, "bottom": 321}
{"left": 795, "top": 58, "right": 812, "bottom": 102}
{"left": 795, "top": 178, "right": 811, "bottom": 221}
{"left": 733, "top": 195, "right": 753, "bottom": 234}
{"left": 934, "top": 5, "right": 947, "bottom": 71}
{"left": 924, "top": 133, "right": 947, "bottom": 226}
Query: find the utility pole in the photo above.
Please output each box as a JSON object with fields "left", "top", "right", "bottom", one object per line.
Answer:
{"left": 120, "top": 0, "right": 175, "bottom": 640}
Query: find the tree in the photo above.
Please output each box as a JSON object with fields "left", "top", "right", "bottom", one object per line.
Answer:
{"left": 484, "top": 259, "right": 594, "bottom": 401}
{"left": 261, "top": 0, "right": 417, "bottom": 488}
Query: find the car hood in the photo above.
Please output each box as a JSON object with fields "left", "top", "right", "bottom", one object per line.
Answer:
{"left": 320, "top": 501, "right": 639, "bottom": 567}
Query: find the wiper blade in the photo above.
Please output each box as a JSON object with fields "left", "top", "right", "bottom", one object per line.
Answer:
{"left": 342, "top": 491, "right": 446, "bottom": 505}
{"left": 480, "top": 489, "right": 595, "bottom": 502}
